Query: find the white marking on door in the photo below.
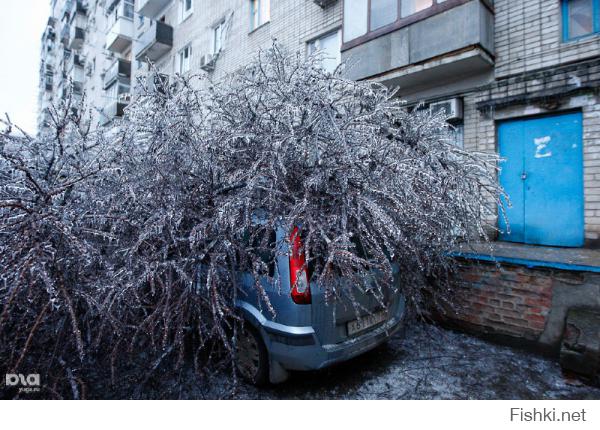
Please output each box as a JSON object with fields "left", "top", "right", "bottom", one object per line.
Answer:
{"left": 534, "top": 136, "right": 552, "bottom": 158}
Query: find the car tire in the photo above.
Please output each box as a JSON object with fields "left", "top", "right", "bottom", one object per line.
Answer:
{"left": 236, "top": 323, "right": 269, "bottom": 386}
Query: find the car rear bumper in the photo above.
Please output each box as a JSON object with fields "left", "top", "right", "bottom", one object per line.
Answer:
{"left": 261, "top": 304, "right": 406, "bottom": 371}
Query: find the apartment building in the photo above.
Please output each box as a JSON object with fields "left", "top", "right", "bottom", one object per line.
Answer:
{"left": 38, "top": 0, "right": 343, "bottom": 130}
{"left": 38, "top": 0, "right": 109, "bottom": 128}
{"left": 38, "top": 0, "right": 600, "bottom": 371}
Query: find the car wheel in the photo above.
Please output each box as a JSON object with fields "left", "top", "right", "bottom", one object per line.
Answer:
{"left": 236, "top": 323, "right": 269, "bottom": 386}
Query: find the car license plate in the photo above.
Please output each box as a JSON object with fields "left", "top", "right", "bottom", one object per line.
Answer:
{"left": 347, "top": 310, "right": 387, "bottom": 336}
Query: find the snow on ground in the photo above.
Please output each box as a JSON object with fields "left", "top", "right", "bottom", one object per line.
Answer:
{"left": 173, "top": 324, "right": 600, "bottom": 400}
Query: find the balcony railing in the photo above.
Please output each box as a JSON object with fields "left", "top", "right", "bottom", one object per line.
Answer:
{"left": 103, "top": 59, "right": 132, "bottom": 89}
{"left": 106, "top": 16, "right": 134, "bottom": 53}
{"left": 134, "top": 20, "right": 173, "bottom": 62}
{"left": 136, "top": 0, "right": 172, "bottom": 18}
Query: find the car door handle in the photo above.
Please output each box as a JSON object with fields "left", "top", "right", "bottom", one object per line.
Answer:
{"left": 521, "top": 172, "right": 527, "bottom": 180}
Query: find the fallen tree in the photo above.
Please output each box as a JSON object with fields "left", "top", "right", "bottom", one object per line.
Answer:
{"left": 0, "top": 45, "right": 503, "bottom": 398}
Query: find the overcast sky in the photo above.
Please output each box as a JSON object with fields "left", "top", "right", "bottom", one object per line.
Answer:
{"left": 0, "top": 0, "right": 51, "bottom": 134}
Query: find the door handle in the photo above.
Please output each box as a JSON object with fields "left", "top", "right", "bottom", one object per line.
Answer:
{"left": 521, "top": 172, "right": 527, "bottom": 180}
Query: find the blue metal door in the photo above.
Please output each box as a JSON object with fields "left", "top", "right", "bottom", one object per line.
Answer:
{"left": 498, "top": 112, "right": 583, "bottom": 247}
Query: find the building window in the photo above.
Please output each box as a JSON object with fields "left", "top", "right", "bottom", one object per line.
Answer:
{"left": 400, "top": 0, "right": 433, "bottom": 18}
{"left": 106, "top": 81, "right": 130, "bottom": 102}
{"left": 123, "top": 0, "right": 135, "bottom": 19}
{"left": 250, "top": 0, "right": 270, "bottom": 31}
{"left": 180, "top": 0, "right": 193, "bottom": 23}
{"left": 179, "top": 44, "right": 192, "bottom": 73}
{"left": 343, "top": 0, "right": 368, "bottom": 42}
{"left": 371, "top": 0, "right": 398, "bottom": 30}
{"left": 343, "top": 0, "right": 448, "bottom": 43}
{"left": 107, "top": 0, "right": 135, "bottom": 28}
{"left": 307, "top": 30, "right": 341, "bottom": 73}
{"left": 451, "top": 123, "right": 464, "bottom": 149}
{"left": 213, "top": 20, "right": 226, "bottom": 54}
{"left": 562, "top": 0, "right": 599, "bottom": 40}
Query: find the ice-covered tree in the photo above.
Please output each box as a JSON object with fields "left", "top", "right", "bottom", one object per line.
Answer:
{"left": 0, "top": 45, "right": 503, "bottom": 398}
{"left": 0, "top": 94, "right": 116, "bottom": 397}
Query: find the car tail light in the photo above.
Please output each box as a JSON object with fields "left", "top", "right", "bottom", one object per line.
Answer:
{"left": 289, "top": 226, "right": 311, "bottom": 305}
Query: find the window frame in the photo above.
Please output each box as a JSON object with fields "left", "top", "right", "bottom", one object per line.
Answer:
{"left": 179, "top": 0, "right": 194, "bottom": 23}
{"left": 106, "top": 0, "right": 135, "bottom": 29}
{"left": 212, "top": 19, "right": 226, "bottom": 55}
{"left": 341, "top": 0, "right": 481, "bottom": 50}
{"left": 562, "top": 0, "right": 600, "bottom": 41}
{"left": 306, "top": 29, "right": 342, "bottom": 73}
{"left": 178, "top": 44, "right": 192, "bottom": 74}
{"left": 250, "top": 0, "right": 271, "bottom": 32}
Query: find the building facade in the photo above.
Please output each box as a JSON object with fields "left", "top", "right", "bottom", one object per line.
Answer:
{"left": 38, "top": 0, "right": 344, "bottom": 130}
{"left": 38, "top": 0, "right": 600, "bottom": 372}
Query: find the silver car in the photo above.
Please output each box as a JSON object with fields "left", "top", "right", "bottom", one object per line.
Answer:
{"left": 234, "top": 226, "right": 407, "bottom": 385}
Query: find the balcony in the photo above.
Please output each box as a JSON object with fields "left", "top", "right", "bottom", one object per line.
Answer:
{"left": 103, "top": 59, "right": 132, "bottom": 89}
{"left": 70, "top": 64, "right": 85, "bottom": 85}
{"left": 341, "top": 0, "right": 494, "bottom": 95}
{"left": 136, "top": 0, "right": 172, "bottom": 18}
{"left": 44, "top": 79, "right": 53, "bottom": 92}
{"left": 43, "top": 25, "right": 56, "bottom": 42}
{"left": 70, "top": 0, "right": 87, "bottom": 15}
{"left": 43, "top": 40, "right": 56, "bottom": 55}
{"left": 69, "top": 25, "right": 85, "bottom": 50}
{"left": 60, "top": 25, "right": 70, "bottom": 45}
{"left": 134, "top": 20, "right": 173, "bottom": 62}
{"left": 72, "top": 53, "right": 85, "bottom": 68}
{"left": 61, "top": 0, "right": 74, "bottom": 21}
{"left": 100, "top": 101, "right": 128, "bottom": 126}
{"left": 44, "top": 57, "right": 55, "bottom": 70}
{"left": 72, "top": 81, "right": 84, "bottom": 96}
{"left": 106, "top": 16, "right": 134, "bottom": 53}
{"left": 68, "top": 5, "right": 87, "bottom": 50}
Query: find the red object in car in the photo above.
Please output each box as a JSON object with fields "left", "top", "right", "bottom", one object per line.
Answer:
{"left": 289, "top": 226, "right": 311, "bottom": 304}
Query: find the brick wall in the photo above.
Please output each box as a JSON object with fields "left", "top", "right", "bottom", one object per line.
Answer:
{"left": 452, "top": 261, "right": 553, "bottom": 340}
{"left": 495, "top": 0, "right": 600, "bottom": 78}
{"left": 449, "top": 259, "right": 600, "bottom": 350}
{"left": 147, "top": 0, "right": 342, "bottom": 82}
